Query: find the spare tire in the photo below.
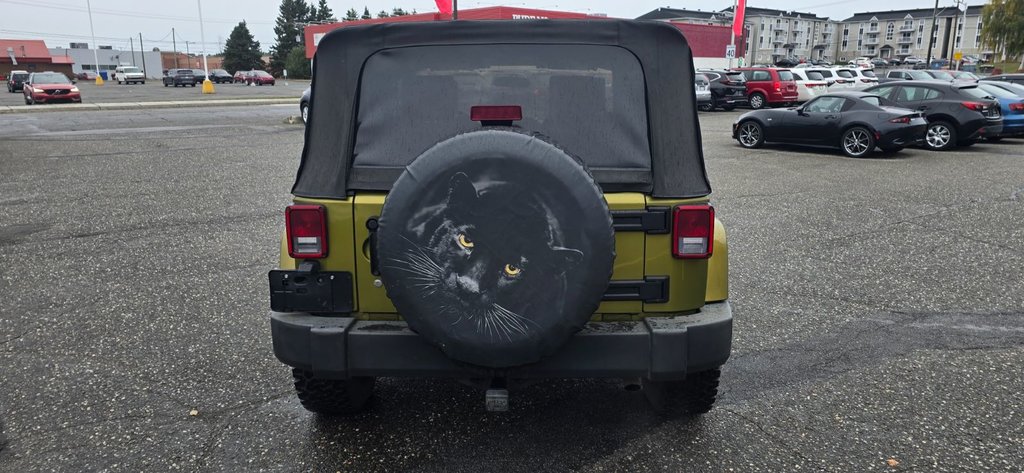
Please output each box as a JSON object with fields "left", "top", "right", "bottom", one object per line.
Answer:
{"left": 377, "top": 129, "right": 615, "bottom": 368}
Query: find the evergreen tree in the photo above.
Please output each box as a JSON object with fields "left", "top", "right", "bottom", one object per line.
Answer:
{"left": 313, "top": 0, "right": 336, "bottom": 22}
{"left": 391, "top": 7, "right": 408, "bottom": 16}
{"left": 222, "top": 21, "right": 263, "bottom": 73}
{"left": 270, "top": 0, "right": 312, "bottom": 75}
{"left": 344, "top": 8, "right": 359, "bottom": 21}
{"left": 377, "top": 10, "right": 390, "bottom": 18}
{"left": 285, "top": 45, "right": 312, "bottom": 79}
{"left": 361, "top": 7, "right": 372, "bottom": 19}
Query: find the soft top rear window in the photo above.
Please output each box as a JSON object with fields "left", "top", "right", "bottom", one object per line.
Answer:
{"left": 777, "top": 70, "right": 794, "bottom": 81}
{"left": 353, "top": 44, "right": 651, "bottom": 172}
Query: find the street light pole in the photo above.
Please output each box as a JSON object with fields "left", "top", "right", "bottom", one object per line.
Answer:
{"left": 925, "top": 0, "right": 939, "bottom": 64}
{"left": 197, "top": 0, "right": 214, "bottom": 93}
{"left": 86, "top": 0, "right": 103, "bottom": 85}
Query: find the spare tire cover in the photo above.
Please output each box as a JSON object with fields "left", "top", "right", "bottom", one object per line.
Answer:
{"left": 377, "top": 130, "right": 615, "bottom": 368}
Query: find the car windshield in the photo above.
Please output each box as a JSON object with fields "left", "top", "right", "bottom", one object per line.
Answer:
{"left": 987, "top": 81, "right": 1024, "bottom": 96}
{"left": 695, "top": 74, "right": 708, "bottom": 85}
{"left": 836, "top": 70, "right": 854, "bottom": 78}
{"left": 726, "top": 72, "right": 745, "bottom": 83}
{"left": 861, "top": 70, "right": 877, "bottom": 78}
{"left": 176, "top": 70, "right": 193, "bottom": 75}
{"left": 929, "top": 71, "right": 954, "bottom": 80}
{"left": 860, "top": 95, "right": 893, "bottom": 107}
{"left": 806, "top": 71, "right": 824, "bottom": 80}
{"left": 977, "top": 83, "right": 1018, "bottom": 99}
{"left": 121, "top": 67, "right": 140, "bottom": 73}
{"left": 353, "top": 43, "right": 650, "bottom": 172}
{"left": 955, "top": 72, "right": 979, "bottom": 80}
{"left": 909, "top": 71, "right": 932, "bottom": 80}
{"left": 777, "top": 70, "right": 794, "bottom": 81}
{"left": 32, "top": 73, "right": 70, "bottom": 84}
{"left": 255, "top": 71, "right": 272, "bottom": 77}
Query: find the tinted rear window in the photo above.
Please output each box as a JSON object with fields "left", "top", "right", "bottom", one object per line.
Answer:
{"left": 813, "top": 69, "right": 834, "bottom": 78}
{"left": 977, "top": 84, "right": 1016, "bottom": 99}
{"left": 836, "top": 70, "right": 854, "bottom": 78}
{"left": 725, "top": 72, "right": 746, "bottom": 83}
{"left": 806, "top": 71, "right": 824, "bottom": 80}
{"left": 861, "top": 70, "right": 877, "bottom": 78}
{"left": 777, "top": 71, "right": 794, "bottom": 81}
{"left": 354, "top": 44, "right": 650, "bottom": 171}
{"left": 12, "top": 73, "right": 28, "bottom": 80}
{"left": 960, "top": 86, "right": 995, "bottom": 100}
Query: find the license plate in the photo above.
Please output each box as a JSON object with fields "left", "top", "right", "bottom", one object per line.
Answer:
{"left": 698, "top": 86, "right": 707, "bottom": 91}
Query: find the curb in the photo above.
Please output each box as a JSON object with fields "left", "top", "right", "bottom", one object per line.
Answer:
{"left": 0, "top": 97, "right": 298, "bottom": 114}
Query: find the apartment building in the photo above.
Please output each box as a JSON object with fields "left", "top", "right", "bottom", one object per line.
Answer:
{"left": 637, "top": 6, "right": 839, "bottom": 65}
{"left": 835, "top": 5, "right": 990, "bottom": 62}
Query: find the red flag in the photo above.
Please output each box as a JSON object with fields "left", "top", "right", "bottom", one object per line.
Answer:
{"left": 732, "top": 0, "right": 746, "bottom": 38}
{"left": 435, "top": 0, "right": 452, "bottom": 15}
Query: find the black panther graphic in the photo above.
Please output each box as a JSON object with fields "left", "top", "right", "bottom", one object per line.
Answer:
{"left": 385, "top": 172, "right": 583, "bottom": 343}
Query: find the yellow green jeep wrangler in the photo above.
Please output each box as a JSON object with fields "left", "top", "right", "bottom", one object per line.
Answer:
{"left": 270, "top": 19, "right": 732, "bottom": 415}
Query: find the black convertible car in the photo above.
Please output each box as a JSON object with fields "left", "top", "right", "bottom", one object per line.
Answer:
{"left": 732, "top": 91, "right": 927, "bottom": 157}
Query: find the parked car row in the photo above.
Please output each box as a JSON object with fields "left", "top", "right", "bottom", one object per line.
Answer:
{"left": 880, "top": 69, "right": 981, "bottom": 83}
{"left": 696, "top": 65, "right": 882, "bottom": 111}
{"left": 731, "top": 79, "right": 1023, "bottom": 158}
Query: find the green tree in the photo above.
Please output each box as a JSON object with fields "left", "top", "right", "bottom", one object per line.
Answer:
{"left": 285, "top": 45, "right": 311, "bottom": 79}
{"left": 391, "top": 7, "right": 408, "bottom": 16}
{"left": 270, "top": 0, "right": 312, "bottom": 75}
{"left": 377, "top": 10, "right": 390, "bottom": 18}
{"left": 312, "top": 0, "right": 335, "bottom": 22}
{"left": 344, "top": 8, "right": 358, "bottom": 21}
{"left": 222, "top": 21, "right": 263, "bottom": 73}
{"left": 361, "top": 6, "right": 372, "bottom": 19}
{"left": 981, "top": 0, "right": 1024, "bottom": 70}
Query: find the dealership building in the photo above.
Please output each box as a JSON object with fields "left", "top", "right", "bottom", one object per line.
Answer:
{"left": 48, "top": 44, "right": 162, "bottom": 79}
{"left": 1, "top": 39, "right": 74, "bottom": 78}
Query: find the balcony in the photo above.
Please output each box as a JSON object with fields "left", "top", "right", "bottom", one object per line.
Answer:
{"left": 867, "top": 26, "right": 880, "bottom": 33}
{"left": 898, "top": 48, "right": 912, "bottom": 55}
{"left": 897, "top": 36, "right": 914, "bottom": 44}
{"left": 900, "top": 24, "right": 914, "bottom": 31}
{"left": 863, "top": 37, "right": 880, "bottom": 45}
{"left": 773, "top": 48, "right": 787, "bottom": 55}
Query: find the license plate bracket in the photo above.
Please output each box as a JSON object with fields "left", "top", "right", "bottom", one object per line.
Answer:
{"left": 269, "top": 270, "right": 354, "bottom": 313}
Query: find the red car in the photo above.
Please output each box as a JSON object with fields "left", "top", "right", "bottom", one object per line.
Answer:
{"left": 22, "top": 72, "right": 81, "bottom": 105}
{"left": 734, "top": 67, "right": 799, "bottom": 109}
{"left": 241, "top": 70, "right": 276, "bottom": 86}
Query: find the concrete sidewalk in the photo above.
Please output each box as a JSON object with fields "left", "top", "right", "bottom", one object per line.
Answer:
{"left": 0, "top": 97, "right": 298, "bottom": 114}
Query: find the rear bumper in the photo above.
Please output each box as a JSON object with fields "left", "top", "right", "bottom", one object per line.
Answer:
{"left": 271, "top": 301, "right": 733, "bottom": 380}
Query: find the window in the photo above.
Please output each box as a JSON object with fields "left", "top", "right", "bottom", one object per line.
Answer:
{"left": 805, "top": 96, "right": 846, "bottom": 113}
{"left": 895, "top": 86, "right": 939, "bottom": 102}
{"left": 777, "top": 70, "right": 795, "bottom": 81}
{"left": 842, "top": 40, "right": 849, "bottom": 49}
{"left": 750, "top": 70, "right": 771, "bottom": 81}
{"left": 886, "top": 23, "right": 895, "bottom": 40}
{"left": 352, "top": 44, "right": 650, "bottom": 171}
{"left": 917, "top": 37, "right": 923, "bottom": 47}
{"left": 871, "top": 85, "right": 896, "bottom": 98}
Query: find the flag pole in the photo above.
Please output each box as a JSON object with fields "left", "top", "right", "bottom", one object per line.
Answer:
{"left": 729, "top": 0, "right": 737, "bottom": 68}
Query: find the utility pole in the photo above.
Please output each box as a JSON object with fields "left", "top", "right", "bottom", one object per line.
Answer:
{"left": 130, "top": 37, "right": 136, "bottom": 66}
{"left": 173, "top": 28, "right": 179, "bottom": 68}
{"left": 453, "top": 0, "right": 458, "bottom": 20}
{"left": 138, "top": 33, "right": 147, "bottom": 78}
{"left": 925, "top": 0, "right": 939, "bottom": 64}
{"left": 86, "top": 0, "right": 103, "bottom": 85}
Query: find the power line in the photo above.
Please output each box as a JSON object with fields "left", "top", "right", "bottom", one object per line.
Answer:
{"left": 0, "top": 28, "right": 220, "bottom": 47}
{"left": 0, "top": 0, "right": 273, "bottom": 25}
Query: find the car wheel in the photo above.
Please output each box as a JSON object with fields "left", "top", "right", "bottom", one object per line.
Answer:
{"left": 841, "top": 127, "right": 875, "bottom": 158}
{"left": 300, "top": 102, "right": 309, "bottom": 123}
{"left": 722, "top": 104, "right": 736, "bottom": 111}
{"left": 987, "top": 137, "right": 1003, "bottom": 143}
{"left": 291, "top": 368, "right": 374, "bottom": 416}
{"left": 749, "top": 92, "right": 767, "bottom": 110}
{"left": 698, "top": 102, "right": 713, "bottom": 112}
{"left": 643, "top": 369, "right": 721, "bottom": 416}
{"left": 164, "top": 82, "right": 168, "bottom": 87}
{"left": 737, "top": 121, "right": 765, "bottom": 148}
{"left": 24, "top": 95, "right": 31, "bottom": 105}
{"left": 924, "top": 121, "right": 957, "bottom": 151}
{"left": 191, "top": 83, "right": 196, "bottom": 87}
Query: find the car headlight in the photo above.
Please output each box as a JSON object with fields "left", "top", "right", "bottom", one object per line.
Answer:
{"left": 70, "top": 87, "right": 80, "bottom": 93}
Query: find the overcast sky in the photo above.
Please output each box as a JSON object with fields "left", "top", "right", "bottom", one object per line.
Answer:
{"left": 0, "top": 0, "right": 985, "bottom": 54}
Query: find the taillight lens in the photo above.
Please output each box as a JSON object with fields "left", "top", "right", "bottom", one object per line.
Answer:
{"left": 773, "top": 81, "right": 781, "bottom": 91}
{"left": 672, "top": 205, "right": 714, "bottom": 259}
{"left": 889, "top": 116, "right": 912, "bottom": 124}
{"left": 1010, "top": 102, "right": 1024, "bottom": 112}
{"left": 286, "top": 205, "right": 328, "bottom": 258}
{"left": 961, "top": 101, "right": 985, "bottom": 112}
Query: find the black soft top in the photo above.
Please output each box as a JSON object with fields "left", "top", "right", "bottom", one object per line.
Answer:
{"left": 293, "top": 19, "right": 711, "bottom": 199}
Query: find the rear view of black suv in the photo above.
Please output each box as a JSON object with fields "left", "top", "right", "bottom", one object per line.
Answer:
{"left": 6, "top": 70, "right": 29, "bottom": 93}
{"left": 865, "top": 80, "right": 1003, "bottom": 150}
{"left": 698, "top": 69, "right": 748, "bottom": 111}
{"left": 163, "top": 69, "right": 196, "bottom": 87}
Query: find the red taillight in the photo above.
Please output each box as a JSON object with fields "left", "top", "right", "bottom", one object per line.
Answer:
{"left": 1010, "top": 102, "right": 1024, "bottom": 112}
{"left": 861, "top": 78, "right": 874, "bottom": 83}
{"left": 773, "top": 81, "right": 781, "bottom": 91}
{"left": 889, "top": 116, "right": 912, "bottom": 124}
{"left": 672, "top": 205, "right": 714, "bottom": 259}
{"left": 470, "top": 105, "right": 522, "bottom": 122}
{"left": 961, "top": 101, "right": 985, "bottom": 112}
{"left": 286, "top": 205, "right": 328, "bottom": 258}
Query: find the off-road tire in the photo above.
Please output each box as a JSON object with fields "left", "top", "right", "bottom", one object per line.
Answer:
{"left": 748, "top": 92, "right": 767, "bottom": 110}
{"left": 291, "top": 368, "right": 375, "bottom": 416}
{"left": 643, "top": 369, "right": 721, "bottom": 416}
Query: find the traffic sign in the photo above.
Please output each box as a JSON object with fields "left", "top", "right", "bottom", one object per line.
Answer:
{"left": 726, "top": 45, "right": 736, "bottom": 59}
{"left": 953, "top": 51, "right": 963, "bottom": 61}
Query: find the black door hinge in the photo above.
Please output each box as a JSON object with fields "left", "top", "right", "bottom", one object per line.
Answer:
{"left": 611, "top": 207, "right": 671, "bottom": 234}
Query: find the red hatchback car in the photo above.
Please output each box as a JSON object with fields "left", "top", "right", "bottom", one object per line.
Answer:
{"left": 22, "top": 72, "right": 81, "bottom": 105}
{"left": 734, "top": 67, "right": 799, "bottom": 109}
{"left": 241, "top": 70, "right": 276, "bottom": 86}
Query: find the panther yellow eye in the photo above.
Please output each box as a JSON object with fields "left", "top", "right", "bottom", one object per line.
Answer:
{"left": 457, "top": 234, "right": 474, "bottom": 249}
{"left": 503, "top": 264, "right": 521, "bottom": 277}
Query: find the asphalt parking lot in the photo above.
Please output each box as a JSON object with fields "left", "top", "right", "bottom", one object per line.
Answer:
{"left": 1, "top": 79, "right": 306, "bottom": 106}
{"left": 1, "top": 106, "right": 1022, "bottom": 471}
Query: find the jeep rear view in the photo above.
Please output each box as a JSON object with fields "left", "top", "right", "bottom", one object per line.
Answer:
{"left": 269, "top": 19, "right": 732, "bottom": 415}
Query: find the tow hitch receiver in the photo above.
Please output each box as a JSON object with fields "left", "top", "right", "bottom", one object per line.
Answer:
{"left": 486, "top": 388, "right": 509, "bottom": 412}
